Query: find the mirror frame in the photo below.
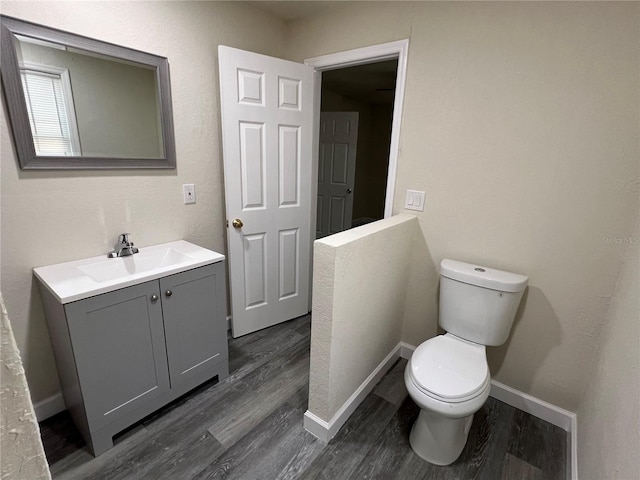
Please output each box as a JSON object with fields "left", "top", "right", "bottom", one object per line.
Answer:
{"left": 0, "top": 15, "right": 176, "bottom": 170}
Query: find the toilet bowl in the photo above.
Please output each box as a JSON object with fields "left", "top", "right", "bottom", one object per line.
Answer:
{"left": 404, "top": 259, "right": 527, "bottom": 466}
{"left": 405, "top": 334, "right": 491, "bottom": 465}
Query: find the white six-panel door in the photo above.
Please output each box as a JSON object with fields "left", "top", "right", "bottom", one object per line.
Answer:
{"left": 219, "top": 46, "right": 314, "bottom": 337}
{"left": 316, "top": 112, "right": 359, "bottom": 238}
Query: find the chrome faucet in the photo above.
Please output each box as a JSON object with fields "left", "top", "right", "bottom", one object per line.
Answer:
{"left": 107, "top": 233, "right": 139, "bottom": 258}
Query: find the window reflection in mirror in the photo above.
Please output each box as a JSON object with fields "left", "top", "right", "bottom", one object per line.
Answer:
{"left": 14, "top": 34, "right": 164, "bottom": 159}
{"left": 20, "top": 62, "right": 81, "bottom": 156}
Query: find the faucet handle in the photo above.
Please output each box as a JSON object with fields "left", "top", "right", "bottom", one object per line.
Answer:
{"left": 118, "top": 233, "right": 130, "bottom": 244}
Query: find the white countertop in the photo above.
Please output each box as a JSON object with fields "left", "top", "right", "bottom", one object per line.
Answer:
{"left": 33, "top": 240, "right": 225, "bottom": 304}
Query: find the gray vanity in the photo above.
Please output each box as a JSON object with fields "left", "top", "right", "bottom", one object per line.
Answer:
{"left": 34, "top": 241, "right": 229, "bottom": 456}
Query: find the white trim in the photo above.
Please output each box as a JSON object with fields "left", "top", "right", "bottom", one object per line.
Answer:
{"left": 303, "top": 410, "right": 332, "bottom": 443}
{"left": 304, "top": 40, "right": 409, "bottom": 71}
{"left": 399, "top": 341, "right": 415, "bottom": 359}
{"left": 305, "top": 39, "right": 410, "bottom": 219}
{"left": 20, "top": 61, "right": 67, "bottom": 77}
{"left": 570, "top": 414, "right": 578, "bottom": 480}
{"left": 308, "top": 69, "right": 322, "bottom": 312}
{"left": 304, "top": 342, "right": 402, "bottom": 442}
{"left": 34, "top": 392, "right": 65, "bottom": 421}
{"left": 490, "top": 380, "right": 577, "bottom": 480}
{"left": 489, "top": 380, "right": 575, "bottom": 431}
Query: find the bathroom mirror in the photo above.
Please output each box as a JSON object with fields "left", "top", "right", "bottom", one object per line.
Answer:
{"left": 0, "top": 16, "right": 176, "bottom": 169}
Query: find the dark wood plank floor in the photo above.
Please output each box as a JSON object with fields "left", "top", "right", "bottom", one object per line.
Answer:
{"left": 40, "top": 314, "right": 567, "bottom": 479}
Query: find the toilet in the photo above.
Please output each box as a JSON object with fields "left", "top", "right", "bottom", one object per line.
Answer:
{"left": 404, "top": 259, "right": 528, "bottom": 466}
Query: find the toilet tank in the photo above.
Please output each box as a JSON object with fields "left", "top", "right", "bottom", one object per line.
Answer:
{"left": 439, "top": 259, "right": 528, "bottom": 346}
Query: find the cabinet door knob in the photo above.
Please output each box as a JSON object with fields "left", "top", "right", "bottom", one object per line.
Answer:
{"left": 165, "top": 290, "right": 173, "bottom": 297}
{"left": 150, "top": 294, "right": 158, "bottom": 302}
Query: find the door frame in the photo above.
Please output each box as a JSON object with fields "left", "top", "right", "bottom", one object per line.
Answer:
{"left": 304, "top": 40, "right": 409, "bottom": 311}
{"left": 305, "top": 39, "right": 410, "bottom": 236}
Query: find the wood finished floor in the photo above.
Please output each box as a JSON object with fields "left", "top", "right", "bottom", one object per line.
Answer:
{"left": 40, "top": 315, "right": 567, "bottom": 480}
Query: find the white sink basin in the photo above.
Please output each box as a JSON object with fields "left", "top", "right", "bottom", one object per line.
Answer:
{"left": 34, "top": 240, "right": 225, "bottom": 303}
{"left": 77, "top": 248, "right": 193, "bottom": 283}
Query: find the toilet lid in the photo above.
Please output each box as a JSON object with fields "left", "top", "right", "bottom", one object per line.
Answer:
{"left": 410, "top": 335, "right": 489, "bottom": 402}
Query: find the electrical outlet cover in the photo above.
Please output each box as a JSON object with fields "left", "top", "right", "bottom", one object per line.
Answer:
{"left": 183, "top": 184, "right": 196, "bottom": 204}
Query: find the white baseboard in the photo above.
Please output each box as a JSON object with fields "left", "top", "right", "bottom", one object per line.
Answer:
{"left": 489, "top": 380, "right": 575, "bottom": 430}
{"left": 489, "top": 380, "right": 577, "bottom": 480}
{"left": 34, "top": 392, "right": 65, "bottom": 422}
{"left": 304, "top": 342, "right": 402, "bottom": 443}
{"left": 398, "top": 341, "right": 415, "bottom": 359}
{"left": 303, "top": 411, "right": 332, "bottom": 443}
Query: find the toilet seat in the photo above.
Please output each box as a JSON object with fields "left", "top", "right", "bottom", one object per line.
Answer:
{"left": 409, "top": 334, "right": 489, "bottom": 403}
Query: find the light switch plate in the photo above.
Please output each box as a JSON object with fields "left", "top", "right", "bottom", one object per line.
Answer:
{"left": 405, "top": 189, "right": 425, "bottom": 211}
{"left": 183, "top": 184, "right": 196, "bottom": 204}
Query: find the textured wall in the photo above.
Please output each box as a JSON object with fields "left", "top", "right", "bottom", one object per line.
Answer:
{"left": 287, "top": 1, "right": 640, "bottom": 411}
{"left": 0, "top": 0, "right": 286, "bottom": 407}
{"left": 577, "top": 216, "right": 639, "bottom": 480}
{"left": 0, "top": 294, "right": 51, "bottom": 480}
{"left": 309, "top": 215, "right": 416, "bottom": 421}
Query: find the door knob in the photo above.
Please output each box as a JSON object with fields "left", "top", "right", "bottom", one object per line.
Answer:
{"left": 346, "top": 188, "right": 353, "bottom": 194}
{"left": 232, "top": 218, "right": 244, "bottom": 229}
{"left": 150, "top": 294, "right": 158, "bottom": 302}
{"left": 165, "top": 290, "right": 173, "bottom": 297}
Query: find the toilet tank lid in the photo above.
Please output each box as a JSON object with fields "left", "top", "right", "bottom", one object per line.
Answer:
{"left": 440, "top": 259, "right": 528, "bottom": 293}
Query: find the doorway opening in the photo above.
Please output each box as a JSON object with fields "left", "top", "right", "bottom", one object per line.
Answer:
{"left": 316, "top": 59, "right": 398, "bottom": 238}
{"left": 306, "top": 39, "right": 409, "bottom": 246}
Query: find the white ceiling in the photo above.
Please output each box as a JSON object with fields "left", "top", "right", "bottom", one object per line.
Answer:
{"left": 244, "top": 1, "right": 343, "bottom": 21}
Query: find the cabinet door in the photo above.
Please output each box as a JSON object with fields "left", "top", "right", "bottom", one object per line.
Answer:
{"left": 160, "top": 262, "right": 228, "bottom": 394}
{"left": 65, "top": 280, "right": 170, "bottom": 431}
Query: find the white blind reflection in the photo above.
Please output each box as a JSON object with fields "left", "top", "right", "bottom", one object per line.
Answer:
{"left": 21, "top": 69, "right": 75, "bottom": 156}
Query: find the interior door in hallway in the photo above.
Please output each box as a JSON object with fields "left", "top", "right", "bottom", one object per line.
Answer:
{"left": 316, "top": 112, "right": 358, "bottom": 238}
{"left": 218, "top": 45, "right": 314, "bottom": 337}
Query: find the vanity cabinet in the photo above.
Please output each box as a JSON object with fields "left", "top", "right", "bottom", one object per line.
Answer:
{"left": 38, "top": 261, "right": 228, "bottom": 456}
